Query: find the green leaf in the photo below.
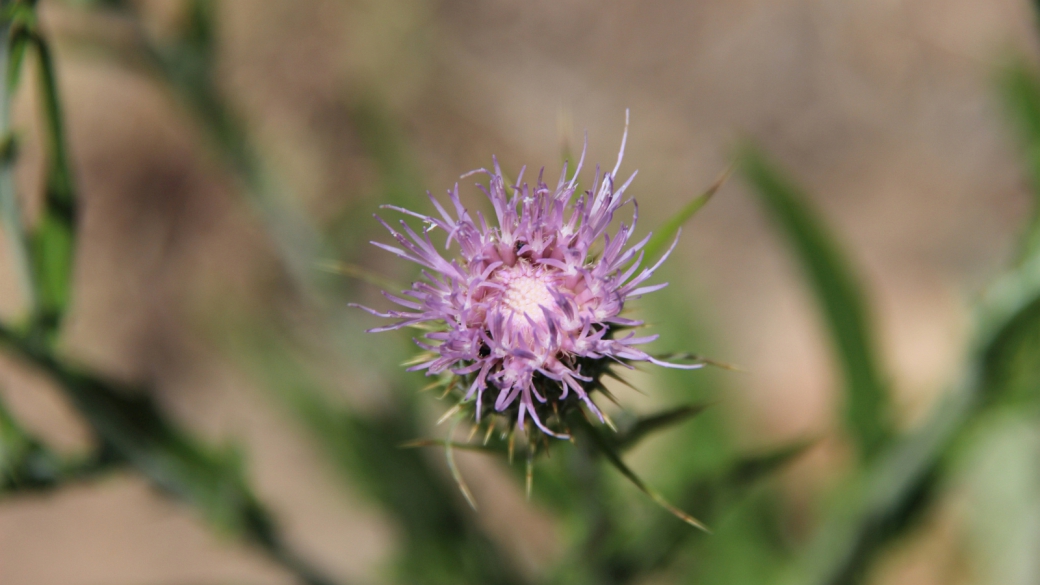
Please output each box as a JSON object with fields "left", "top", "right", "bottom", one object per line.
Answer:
{"left": 0, "top": 324, "right": 340, "bottom": 585}
{"left": 998, "top": 58, "right": 1040, "bottom": 261}
{"left": 28, "top": 211, "right": 74, "bottom": 328}
{"left": 739, "top": 145, "right": 890, "bottom": 460}
{"left": 980, "top": 294, "right": 1040, "bottom": 408}
{"left": 644, "top": 164, "right": 731, "bottom": 259}
{"left": 724, "top": 438, "right": 817, "bottom": 486}
{"left": 778, "top": 231, "right": 1040, "bottom": 585}
{"left": 611, "top": 438, "right": 814, "bottom": 580}
{"left": 0, "top": 390, "right": 121, "bottom": 495}
{"left": 0, "top": 17, "right": 33, "bottom": 314}
{"left": 613, "top": 403, "right": 711, "bottom": 451}
{"left": 11, "top": 28, "right": 79, "bottom": 335}
{"left": 578, "top": 414, "right": 709, "bottom": 531}
{"left": 230, "top": 328, "right": 530, "bottom": 585}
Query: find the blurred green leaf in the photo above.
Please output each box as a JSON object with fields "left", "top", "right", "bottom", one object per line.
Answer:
{"left": 956, "top": 412, "right": 1040, "bottom": 585}
{"left": 0, "top": 12, "right": 81, "bottom": 336}
{"left": 779, "top": 241, "right": 1040, "bottom": 584}
{"left": 107, "top": 0, "right": 322, "bottom": 285}
{"left": 0, "top": 390, "right": 119, "bottom": 493}
{"left": 0, "top": 13, "right": 32, "bottom": 313}
{"left": 232, "top": 328, "right": 528, "bottom": 585}
{"left": 999, "top": 59, "right": 1040, "bottom": 261}
{"left": 576, "top": 413, "right": 709, "bottom": 531}
{"left": 779, "top": 227, "right": 1040, "bottom": 585}
{"left": 606, "top": 438, "right": 813, "bottom": 582}
{"left": 981, "top": 294, "right": 1040, "bottom": 408}
{"left": 740, "top": 145, "right": 890, "bottom": 460}
{"left": 29, "top": 29, "right": 77, "bottom": 334}
{"left": 0, "top": 325, "right": 340, "bottom": 585}
{"left": 783, "top": 383, "right": 968, "bottom": 585}
{"left": 613, "top": 403, "right": 711, "bottom": 451}
{"left": 643, "top": 164, "right": 731, "bottom": 260}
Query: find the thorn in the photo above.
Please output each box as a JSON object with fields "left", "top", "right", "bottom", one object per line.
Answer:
{"left": 445, "top": 419, "right": 478, "bottom": 511}
{"left": 437, "top": 404, "right": 462, "bottom": 426}
{"left": 525, "top": 449, "right": 535, "bottom": 500}
{"left": 421, "top": 379, "right": 448, "bottom": 392}
{"left": 594, "top": 381, "right": 623, "bottom": 407}
{"left": 401, "top": 352, "right": 435, "bottom": 367}
{"left": 604, "top": 368, "right": 646, "bottom": 395}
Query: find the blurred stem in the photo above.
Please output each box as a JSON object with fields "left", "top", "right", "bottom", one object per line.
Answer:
{"left": 0, "top": 2, "right": 79, "bottom": 338}
{"left": 999, "top": 59, "right": 1040, "bottom": 264}
{"left": 0, "top": 323, "right": 344, "bottom": 585}
{"left": 25, "top": 26, "right": 78, "bottom": 337}
{"left": 783, "top": 242, "right": 1040, "bottom": 585}
{"left": 0, "top": 12, "right": 34, "bottom": 314}
{"left": 572, "top": 435, "right": 618, "bottom": 585}
{"left": 0, "top": 388, "right": 122, "bottom": 494}
{"left": 126, "top": 0, "right": 319, "bottom": 289}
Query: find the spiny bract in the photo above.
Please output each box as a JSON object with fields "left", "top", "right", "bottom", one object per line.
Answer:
{"left": 354, "top": 115, "right": 701, "bottom": 439}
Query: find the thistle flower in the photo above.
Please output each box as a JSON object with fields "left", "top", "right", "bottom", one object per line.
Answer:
{"left": 355, "top": 115, "right": 702, "bottom": 439}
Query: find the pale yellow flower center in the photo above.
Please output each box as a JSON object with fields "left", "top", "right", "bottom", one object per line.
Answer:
{"left": 500, "top": 273, "right": 556, "bottom": 319}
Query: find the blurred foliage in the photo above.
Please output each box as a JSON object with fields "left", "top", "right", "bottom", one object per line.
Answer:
{"left": 739, "top": 146, "right": 891, "bottom": 462}
{"left": 0, "top": 0, "right": 1039, "bottom": 584}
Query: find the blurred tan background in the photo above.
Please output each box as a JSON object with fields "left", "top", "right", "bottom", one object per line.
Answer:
{"left": 0, "top": 0, "right": 1036, "bottom": 583}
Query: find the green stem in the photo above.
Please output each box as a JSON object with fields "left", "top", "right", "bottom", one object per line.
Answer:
{"left": 0, "top": 327, "right": 342, "bottom": 585}
{"left": 0, "top": 12, "right": 35, "bottom": 316}
{"left": 25, "top": 29, "right": 76, "bottom": 335}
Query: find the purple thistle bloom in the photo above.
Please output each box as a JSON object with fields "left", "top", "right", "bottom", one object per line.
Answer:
{"left": 355, "top": 115, "right": 701, "bottom": 439}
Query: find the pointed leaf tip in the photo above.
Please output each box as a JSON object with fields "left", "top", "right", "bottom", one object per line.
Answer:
{"left": 616, "top": 403, "right": 712, "bottom": 450}
{"left": 644, "top": 163, "right": 733, "bottom": 259}
{"left": 582, "top": 417, "right": 710, "bottom": 531}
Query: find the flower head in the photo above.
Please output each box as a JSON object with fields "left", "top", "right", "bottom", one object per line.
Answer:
{"left": 355, "top": 115, "right": 701, "bottom": 439}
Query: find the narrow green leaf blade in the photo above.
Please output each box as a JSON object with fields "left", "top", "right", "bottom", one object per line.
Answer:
{"left": 21, "top": 31, "right": 78, "bottom": 335}
{"left": 0, "top": 325, "right": 340, "bottom": 585}
{"left": 615, "top": 403, "right": 711, "bottom": 451}
{"left": 980, "top": 294, "right": 1040, "bottom": 408}
{"left": 644, "top": 165, "right": 731, "bottom": 259}
{"left": 739, "top": 145, "right": 890, "bottom": 460}
{"left": 613, "top": 438, "right": 814, "bottom": 580}
{"left": 999, "top": 59, "right": 1040, "bottom": 261}
{"left": 580, "top": 416, "right": 709, "bottom": 531}
{"left": 229, "top": 328, "right": 530, "bottom": 585}
{"left": 0, "top": 19, "right": 34, "bottom": 313}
